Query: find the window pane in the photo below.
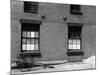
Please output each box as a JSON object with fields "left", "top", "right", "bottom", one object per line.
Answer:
{"left": 68, "top": 45, "right": 73, "bottom": 49}
{"left": 22, "top": 44, "right": 26, "bottom": 50}
{"left": 21, "top": 23, "right": 40, "bottom": 51}
{"left": 34, "top": 44, "right": 38, "bottom": 50}
{"left": 68, "top": 43, "right": 73, "bottom": 46}
{"left": 34, "top": 32, "right": 39, "bottom": 37}
{"left": 77, "top": 45, "right": 80, "bottom": 49}
{"left": 77, "top": 39, "right": 80, "bottom": 44}
{"left": 68, "top": 26, "right": 82, "bottom": 39}
{"left": 31, "top": 39, "right": 34, "bottom": 44}
{"left": 27, "top": 32, "right": 31, "bottom": 37}
{"left": 31, "top": 32, "right": 39, "bottom": 38}
{"left": 27, "top": 44, "right": 31, "bottom": 50}
{"left": 73, "top": 39, "right": 77, "bottom": 44}
{"left": 31, "top": 44, "right": 35, "bottom": 50}
{"left": 27, "top": 39, "right": 31, "bottom": 44}
{"left": 23, "top": 31, "right": 27, "bottom": 37}
{"left": 73, "top": 45, "right": 77, "bottom": 49}
{"left": 24, "top": 2, "right": 38, "bottom": 13}
{"left": 31, "top": 32, "right": 35, "bottom": 38}
{"left": 71, "top": 5, "right": 80, "bottom": 10}
{"left": 69, "top": 39, "right": 73, "bottom": 44}
{"left": 34, "top": 39, "right": 38, "bottom": 44}
{"left": 22, "top": 39, "right": 26, "bottom": 44}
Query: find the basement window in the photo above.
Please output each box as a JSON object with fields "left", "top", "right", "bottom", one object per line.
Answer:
{"left": 24, "top": 1, "right": 38, "bottom": 13}
{"left": 21, "top": 23, "right": 40, "bottom": 52}
{"left": 70, "top": 4, "right": 82, "bottom": 15}
{"left": 68, "top": 25, "right": 82, "bottom": 50}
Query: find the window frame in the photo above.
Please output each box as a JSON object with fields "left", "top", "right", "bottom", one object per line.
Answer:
{"left": 20, "top": 19, "right": 42, "bottom": 52}
{"left": 70, "top": 4, "right": 82, "bottom": 15}
{"left": 67, "top": 23, "right": 83, "bottom": 51}
{"left": 24, "top": 1, "right": 38, "bottom": 14}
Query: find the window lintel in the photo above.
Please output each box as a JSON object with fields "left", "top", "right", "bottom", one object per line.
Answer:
{"left": 67, "top": 23, "right": 84, "bottom": 27}
{"left": 20, "top": 19, "right": 42, "bottom": 25}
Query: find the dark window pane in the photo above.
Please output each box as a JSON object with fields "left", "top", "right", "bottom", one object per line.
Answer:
{"left": 22, "top": 23, "right": 40, "bottom": 31}
{"left": 22, "top": 39, "right": 27, "bottom": 44}
{"left": 70, "top": 5, "right": 82, "bottom": 15}
{"left": 34, "top": 39, "right": 38, "bottom": 44}
{"left": 68, "top": 26, "right": 82, "bottom": 39}
{"left": 24, "top": 1, "right": 38, "bottom": 13}
{"left": 70, "top": 5, "right": 80, "bottom": 11}
{"left": 27, "top": 39, "right": 31, "bottom": 44}
{"left": 31, "top": 39, "right": 35, "bottom": 44}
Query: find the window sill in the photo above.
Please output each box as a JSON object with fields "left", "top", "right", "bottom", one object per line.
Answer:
{"left": 70, "top": 11, "right": 82, "bottom": 15}
{"left": 19, "top": 51, "right": 41, "bottom": 58}
{"left": 24, "top": 11, "right": 38, "bottom": 14}
{"left": 67, "top": 51, "right": 84, "bottom": 56}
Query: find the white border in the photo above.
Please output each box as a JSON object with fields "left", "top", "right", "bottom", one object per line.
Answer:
{"left": 0, "top": 0, "right": 97, "bottom": 75}
{"left": 20, "top": 0, "right": 96, "bottom": 5}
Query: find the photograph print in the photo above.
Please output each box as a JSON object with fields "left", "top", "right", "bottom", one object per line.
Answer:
{"left": 11, "top": 0, "right": 96, "bottom": 74}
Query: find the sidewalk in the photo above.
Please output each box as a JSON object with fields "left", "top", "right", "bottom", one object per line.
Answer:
{"left": 11, "top": 56, "right": 95, "bottom": 74}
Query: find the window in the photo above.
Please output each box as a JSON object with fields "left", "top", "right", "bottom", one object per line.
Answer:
{"left": 70, "top": 4, "right": 82, "bottom": 15}
{"left": 68, "top": 25, "right": 82, "bottom": 50}
{"left": 24, "top": 1, "right": 38, "bottom": 13}
{"left": 21, "top": 23, "right": 40, "bottom": 52}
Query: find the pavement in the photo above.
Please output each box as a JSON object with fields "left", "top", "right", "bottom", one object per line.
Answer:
{"left": 11, "top": 56, "right": 95, "bottom": 74}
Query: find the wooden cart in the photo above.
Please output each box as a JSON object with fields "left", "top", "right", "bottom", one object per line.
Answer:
{"left": 12, "top": 52, "right": 41, "bottom": 72}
